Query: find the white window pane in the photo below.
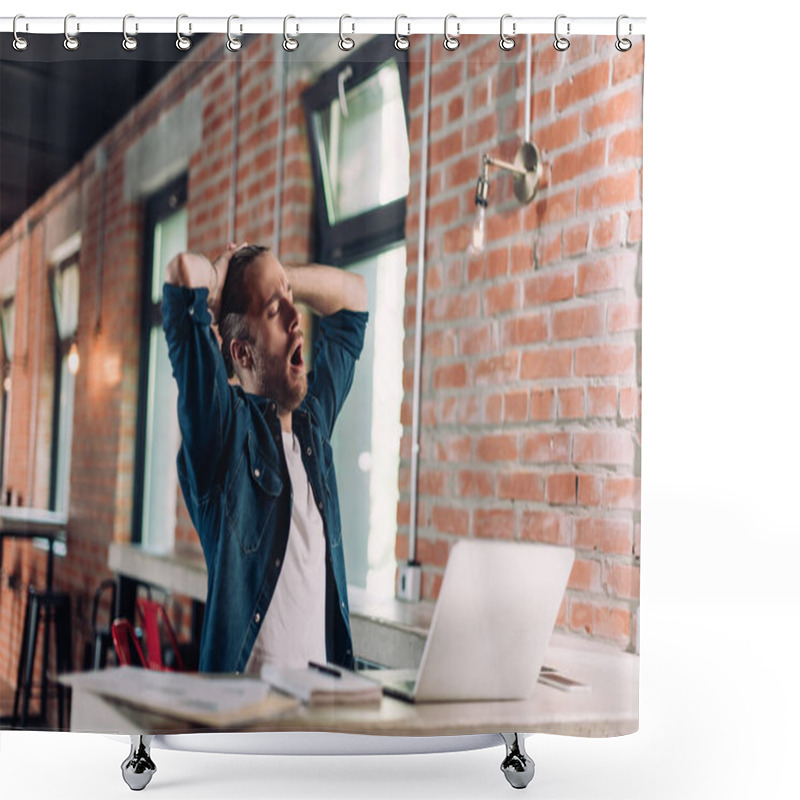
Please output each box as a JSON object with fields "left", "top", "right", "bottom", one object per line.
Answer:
{"left": 142, "top": 326, "right": 181, "bottom": 552}
{"left": 53, "top": 356, "right": 75, "bottom": 513}
{"left": 331, "top": 246, "right": 406, "bottom": 597}
{"left": 1, "top": 298, "right": 13, "bottom": 360}
{"left": 53, "top": 262, "right": 79, "bottom": 339}
{"left": 151, "top": 208, "right": 188, "bottom": 304}
{"left": 314, "top": 62, "right": 409, "bottom": 224}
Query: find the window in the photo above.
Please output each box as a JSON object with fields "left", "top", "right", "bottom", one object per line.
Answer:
{"left": 133, "top": 176, "right": 187, "bottom": 551}
{"left": 48, "top": 254, "right": 80, "bottom": 512}
{"left": 0, "top": 294, "right": 14, "bottom": 491}
{"left": 303, "top": 37, "right": 410, "bottom": 598}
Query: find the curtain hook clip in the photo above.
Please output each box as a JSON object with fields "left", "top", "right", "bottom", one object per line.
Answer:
{"left": 339, "top": 15, "right": 355, "bottom": 51}
{"left": 443, "top": 14, "right": 460, "bottom": 51}
{"left": 176, "top": 14, "right": 192, "bottom": 51}
{"left": 283, "top": 15, "right": 299, "bottom": 51}
{"left": 226, "top": 15, "right": 242, "bottom": 52}
{"left": 13, "top": 15, "right": 29, "bottom": 51}
{"left": 64, "top": 13, "right": 80, "bottom": 51}
{"left": 553, "top": 14, "right": 570, "bottom": 51}
{"left": 499, "top": 14, "right": 516, "bottom": 51}
{"left": 394, "top": 15, "right": 410, "bottom": 51}
{"left": 615, "top": 15, "right": 633, "bottom": 52}
{"left": 122, "top": 14, "right": 138, "bottom": 51}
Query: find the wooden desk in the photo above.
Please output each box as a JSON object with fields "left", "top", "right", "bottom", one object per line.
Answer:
{"left": 63, "top": 634, "right": 638, "bottom": 739}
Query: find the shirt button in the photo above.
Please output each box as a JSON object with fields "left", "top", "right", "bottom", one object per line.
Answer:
{"left": 275, "top": 558, "right": 281, "bottom": 568}
{"left": 306, "top": 447, "right": 312, "bottom": 456}
{"left": 188, "top": 306, "right": 194, "bottom": 316}
{"left": 318, "top": 501, "right": 323, "bottom": 511}
{"left": 254, "top": 468, "right": 261, "bottom": 478}
{"left": 254, "top": 612, "right": 261, "bottom": 623}
{"left": 341, "top": 601, "right": 345, "bottom": 609}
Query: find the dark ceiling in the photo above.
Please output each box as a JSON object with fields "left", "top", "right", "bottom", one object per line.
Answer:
{"left": 0, "top": 33, "right": 205, "bottom": 235}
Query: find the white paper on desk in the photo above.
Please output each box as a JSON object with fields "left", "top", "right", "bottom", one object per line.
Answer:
{"left": 260, "top": 664, "right": 382, "bottom": 705}
{"left": 61, "top": 666, "right": 299, "bottom": 727}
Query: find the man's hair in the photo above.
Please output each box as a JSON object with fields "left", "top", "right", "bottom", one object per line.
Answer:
{"left": 218, "top": 244, "right": 269, "bottom": 379}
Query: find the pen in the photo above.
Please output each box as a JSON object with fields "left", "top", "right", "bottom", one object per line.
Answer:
{"left": 308, "top": 661, "right": 342, "bottom": 679}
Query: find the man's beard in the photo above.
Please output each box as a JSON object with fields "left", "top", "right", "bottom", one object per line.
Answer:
{"left": 252, "top": 348, "right": 308, "bottom": 412}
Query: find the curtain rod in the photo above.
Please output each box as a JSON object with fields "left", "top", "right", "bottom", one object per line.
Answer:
{"left": 1, "top": 16, "right": 646, "bottom": 37}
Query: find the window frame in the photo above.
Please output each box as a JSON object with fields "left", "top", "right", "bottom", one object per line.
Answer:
{"left": 131, "top": 173, "right": 187, "bottom": 546}
{"left": 47, "top": 252, "right": 80, "bottom": 512}
{"left": 301, "top": 35, "right": 410, "bottom": 267}
{"left": 0, "top": 295, "right": 12, "bottom": 491}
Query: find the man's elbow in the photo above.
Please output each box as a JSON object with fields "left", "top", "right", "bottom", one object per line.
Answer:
{"left": 353, "top": 273, "right": 368, "bottom": 312}
{"left": 165, "top": 253, "right": 187, "bottom": 286}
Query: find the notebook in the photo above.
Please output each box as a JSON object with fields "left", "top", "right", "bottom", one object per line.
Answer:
{"left": 370, "top": 540, "right": 575, "bottom": 703}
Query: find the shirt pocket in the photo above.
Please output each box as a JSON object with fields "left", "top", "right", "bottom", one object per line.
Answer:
{"left": 225, "top": 431, "right": 283, "bottom": 555}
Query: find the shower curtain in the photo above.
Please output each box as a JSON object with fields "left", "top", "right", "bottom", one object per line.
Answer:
{"left": 0, "top": 20, "right": 643, "bottom": 770}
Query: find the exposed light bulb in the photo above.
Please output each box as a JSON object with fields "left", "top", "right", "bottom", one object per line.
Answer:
{"left": 2, "top": 375, "right": 10, "bottom": 393}
{"left": 67, "top": 341, "right": 80, "bottom": 375}
{"left": 468, "top": 204, "right": 486, "bottom": 256}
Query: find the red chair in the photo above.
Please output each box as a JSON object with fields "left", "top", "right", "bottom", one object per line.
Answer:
{"left": 110, "top": 599, "right": 187, "bottom": 671}
{"left": 111, "top": 618, "right": 147, "bottom": 667}
{"left": 134, "top": 597, "right": 186, "bottom": 672}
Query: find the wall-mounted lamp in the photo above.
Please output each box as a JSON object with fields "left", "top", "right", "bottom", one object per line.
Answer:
{"left": 468, "top": 142, "right": 543, "bottom": 256}
{"left": 67, "top": 340, "right": 80, "bottom": 375}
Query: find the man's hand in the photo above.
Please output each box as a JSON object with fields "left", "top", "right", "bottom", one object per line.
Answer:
{"left": 165, "top": 243, "right": 248, "bottom": 322}
{"left": 285, "top": 263, "right": 368, "bottom": 316}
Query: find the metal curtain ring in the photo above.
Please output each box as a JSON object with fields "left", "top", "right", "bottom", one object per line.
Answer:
{"left": 339, "top": 15, "right": 355, "bottom": 51}
{"left": 499, "top": 14, "right": 516, "bottom": 51}
{"left": 64, "top": 14, "right": 79, "bottom": 51}
{"left": 227, "top": 15, "right": 242, "bottom": 52}
{"left": 615, "top": 14, "right": 632, "bottom": 52}
{"left": 283, "top": 15, "right": 299, "bottom": 51}
{"left": 13, "top": 15, "right": 29, "bottom": 51}
{"left": 176, "top": 14, "right": 192, "bottom": 50}
{"left": 443, "top": 14, "right": 460, "bottom": 51}
{"left": 122, "top": 15, "right": 138, "bottom": 51}
{"left": 394, "top": 15, "right": 410, "bottom": 51}
{"left": 553, "top": 14, "right": 570, "bottom": 51}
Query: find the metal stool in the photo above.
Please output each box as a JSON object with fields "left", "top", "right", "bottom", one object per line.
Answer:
{"left": 12, "top": 586, "right": 73, "bottom": 729}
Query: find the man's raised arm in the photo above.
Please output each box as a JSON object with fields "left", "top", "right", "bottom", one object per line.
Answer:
{"left": 165, "top": 246, "right": 238, "bottom": 321}
{"left": 285, "top": 264, "right": 368, "bottom": 316}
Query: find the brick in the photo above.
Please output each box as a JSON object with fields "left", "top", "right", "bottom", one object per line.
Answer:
{"left": 551, "top": 140, "right": 607, "bottom": 186}
{"left": 573, "top": 431, "right": 635, "bottom": 466}
{"left": 501, "top": 314, "right": 548, "bottom": 347}
{"left": 527, "top": 188, "right": 577, "bottom": 228}
{"left": 604, "top": 561, "right": 640, "bottom": 600}
{"left": 608, "top": 300, "right": 642, "bottom": 333}
{"left": 603, "top": 477, "right": 641, "bottom": 509}
{"left": 535, "top": 232, "right": 562, "bottom": 267}
{"left": 474, "top": 509, "right": 516, "bottom": 539}
{"left": 521, "top": 432, "right": 571, "bottom": 463}
{"left": 552, "top": 304, "right": 605, "bottom": 340}
{"left": 587, "top": 386, "right": 618, "bottom": 417}
{"left": 435, "top": 435, "right": 471, "bottom": 463}
{"left": 475, "top": 352, "right": 520, "bottom": 386}
{"left": 520, "top": 510, "right": 571, "bottom": 546}
{"left": 433, "top": 362, "right": 468, "bottom": 390}
{"left": 575, "top": 343, "right": 635, "bottom": 376}
{"left": 484, "top": 281, "right": 519, "bottom": 315}
{"left": 416, "top": 537, "right": 451, "bottom": 569}
{"left": 577, "top": 172, "right": 638, "bottom": 213}
{"left": 578, "top": 475, "right": 603, "bottom": 506}
{"left": 520, "top": 348, "right": 573, "bottom": 380}
{"left": 555, "top": 63, "right": 610, "bottom": 112}
{"left": 546, "top": 473, "right": 577, "bottom": 505}
{"left": 427, "top": 291, "right": 480, "bottom": 323}
{"left": 574, "top": 517, "right": 634, "bottom": 555}
{"left": 431, "top": 61, "right": 465, "bottom": 97}
{"left": 432, "top": 506, "right": 469, "bottom": 536}
{"left": 457, "top": 470, "right": 495, "bottom": 497}
{"left": 563, "top": 223, "right": 590, "bottom": 257}
{"left": 610, "top": 127, "right": 643, "bottom": 163}
{"left": 459, "top": 323, "right": 493, "bottom": 356}
{"left": 537, "top": 114, "right": 581, "bottom": 154}
{"left": 583, "top": 89, "right": 640, "bottom": 134}
{"left": 612, "top": 39, "right": 645, "bottom": 84}
{"left": 504, "top": 390, "right": 529, "bottom": 422}
{"left": 498, "top": 469, "right": 545, "bottom": 501}
{"left": 557, "top": 387, "right": 585, "bottom": 419}
{"left": 569, "top": 601, "right": 631, "bottom": 641}
{"left": 523, "top": 268, "right": 575, "bottom": 306}
{"left": 509, "top": 242, "right": 534, "bottom": 275}
{"left": 619, "top": 386, "right": 641, "bottom": 419}
{"left": 591, "top": 215, "right": 625, "bottom": 251}
{"left": 569, "top": 558, "right": 603, "bottom": 593}
{"left": 418, "top": 469, "right": 449, "bottom": 497}
{"left": 628, "top": 209, "right": 643, "bottom": 243}
{"left": 476, "top": 434, "right": 519, "bottom": 462}
{"left": 530, "top": 388, "right": 556, "bottom": 421}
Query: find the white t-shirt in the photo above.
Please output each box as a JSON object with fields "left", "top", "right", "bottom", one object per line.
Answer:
{"left": 245, "top": 430, "right": 327, "bottom": 672}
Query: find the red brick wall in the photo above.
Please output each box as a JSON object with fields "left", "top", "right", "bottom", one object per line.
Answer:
{"left": 0, "top": 33, "right": 643, "bottom": 688}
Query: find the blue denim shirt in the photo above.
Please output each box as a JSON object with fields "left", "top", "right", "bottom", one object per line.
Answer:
{"left": 162, "top": 283, "right": 367, "bottom": 673}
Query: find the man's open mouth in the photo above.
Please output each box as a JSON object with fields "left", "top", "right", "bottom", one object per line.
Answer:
{"left": 289, "top": 340, "right": 304, "bottom": 369}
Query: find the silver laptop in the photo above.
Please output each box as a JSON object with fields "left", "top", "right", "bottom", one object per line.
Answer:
{"left": 371, "top": 540, "right": 575, "bottom": 703}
